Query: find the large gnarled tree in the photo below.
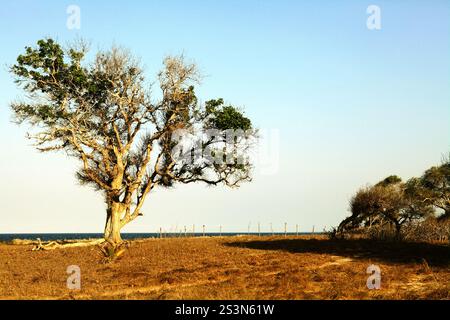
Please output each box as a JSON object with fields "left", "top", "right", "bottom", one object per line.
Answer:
{"left": 10, "top": 39, "right": 255, "bottom": 245}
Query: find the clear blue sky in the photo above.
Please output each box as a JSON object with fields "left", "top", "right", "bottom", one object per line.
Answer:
{"left": 0, "top": 0, "right": 449, "bottom": 233}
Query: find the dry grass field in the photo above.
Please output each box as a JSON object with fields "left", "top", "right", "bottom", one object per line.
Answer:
{"left": 0, "top": 235, "right": 449, "bottom": 300}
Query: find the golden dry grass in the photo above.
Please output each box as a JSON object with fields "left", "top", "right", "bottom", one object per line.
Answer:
{"left": 0, "top": 235, "right": 448, "bottom": 300}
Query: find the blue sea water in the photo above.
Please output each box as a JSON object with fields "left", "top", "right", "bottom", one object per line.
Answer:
{"left": 0, "top": 232, "right": 318, "bottom": 242}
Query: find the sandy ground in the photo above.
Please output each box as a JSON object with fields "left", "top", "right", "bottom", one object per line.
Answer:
{"left": 0, "top": 235, "right": 448, "bottom": 300}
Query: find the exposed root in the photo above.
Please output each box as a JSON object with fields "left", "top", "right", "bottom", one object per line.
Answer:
{"left": 27, "top": 238, "right": 105, "bottom": 251}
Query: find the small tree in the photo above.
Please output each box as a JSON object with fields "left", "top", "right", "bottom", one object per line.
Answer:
{"left": 10, "top": 39, "right": 255, "bottom": 246}
{"left": 415, "top": 159, "right": 450, "bottom": 221}
{"left": 339, "top": 176, "right": 433, "bottom": 238}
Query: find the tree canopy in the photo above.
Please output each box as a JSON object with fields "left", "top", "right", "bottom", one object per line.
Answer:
{"left": 338, "top": 156, "right": 450, "bottom": 238}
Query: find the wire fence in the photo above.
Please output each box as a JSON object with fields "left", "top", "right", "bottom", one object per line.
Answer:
{"left": 156, "top": 223, "right": 324, "bottom": 239}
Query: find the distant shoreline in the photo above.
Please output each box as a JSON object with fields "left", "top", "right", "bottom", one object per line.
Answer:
{"left": 0, "top": 232, "right": 323, "bottom": 242}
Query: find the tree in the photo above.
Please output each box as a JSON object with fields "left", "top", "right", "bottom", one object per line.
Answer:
{"left": 415, "top": 159, "right": 450, "bottom": 221}
{"left": 339, "top": 176, "right": 433, "bottom": 238}
{"left": 402, "top": 178, "right": 435, "bottom": 223}
{"left": 10, "top": 39, "right": 255, "bottom": 246}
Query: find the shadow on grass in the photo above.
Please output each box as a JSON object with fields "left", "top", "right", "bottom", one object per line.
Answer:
{"left": 225, "top": 238, "right": 450, "bottom": 267}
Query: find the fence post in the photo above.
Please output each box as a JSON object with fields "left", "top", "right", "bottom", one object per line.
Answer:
{"left": 193, "top": 224, "right": 195, "bottom": 237}
{"left": 284, "top": 222, "right": 287, "bottom": 237}
{"left": 296, "top": 224, "right": 299, "bottom": 236}
{"left": 159, "top": 227, "right": 162, "bottom": 239}
{"left": 258, "top": 222, "right": 261, "bottom": 236}
{"left": 270, "top": 223, "right": 273, "bottom": 236}
{"left": 219, "top": 225, "right": 222, "bottom": 237}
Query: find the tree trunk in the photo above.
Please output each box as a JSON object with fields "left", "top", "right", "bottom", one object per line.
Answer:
{"left": 104, "top": 202, "right": 124, "bottom": 245}
{"left": 394, "top": 221, "right": 402, "bottom": 240}
{"left": 104, "top": 210, "right": 112, "bottom": 240}
{"left": 337, "top": 216, "right": 353, "bottom": 234}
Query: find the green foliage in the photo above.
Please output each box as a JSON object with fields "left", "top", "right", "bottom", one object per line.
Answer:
{"left": 204, "top": 99, "right": 252, "bottom": 131}
{"left": 12, "top": 39, "right": 87, "bottom": 99}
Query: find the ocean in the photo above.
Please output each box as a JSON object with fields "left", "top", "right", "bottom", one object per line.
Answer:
{"left": 0, "top": 232, "right": 318, "bottom": 242}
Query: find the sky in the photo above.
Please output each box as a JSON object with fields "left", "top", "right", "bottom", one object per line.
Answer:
{"left": 0, "top": 0, "right": 449, "bottom": 233}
